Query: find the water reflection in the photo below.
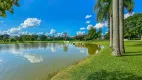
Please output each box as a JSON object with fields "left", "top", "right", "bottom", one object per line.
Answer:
{"left": 0, "top": 42, "right": 104, "bottom": 80}
{"left": 0, "top": 58, "right": 3, "bottom": 64}
{"left": 24, "top": 54, "right": 43, "bottom": 63}
{"left": 73, "top": 43, "right": 103, "bottom": 55}
{"left": 0, "top": 43, "right": 103, "bottom": 55}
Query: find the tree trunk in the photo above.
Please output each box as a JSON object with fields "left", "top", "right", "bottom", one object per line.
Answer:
{"left": 112, "top": 0, "right": 121, "bottom": 56}
{"left": 141, "top": 35, "right": 142, "bottom": 40}
{"left": 119, "top": 0, "right": 125, "bottom": 54}
{"left": 110, "top": 14, "right": 113, "bottom": 48}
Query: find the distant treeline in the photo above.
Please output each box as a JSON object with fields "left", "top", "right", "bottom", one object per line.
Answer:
{"left": 0, "top": 28, "right": 109, "bottom": 42}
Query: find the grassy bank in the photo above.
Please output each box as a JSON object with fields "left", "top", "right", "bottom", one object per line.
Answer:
{"left": 50, "top": 41, "right": 142, "bottom": 80}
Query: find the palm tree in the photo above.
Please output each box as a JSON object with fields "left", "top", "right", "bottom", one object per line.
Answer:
{"left": 112, "top": 0, "right": 121, "bottom": 56}
{"left": 95, "top": 0, "right": 113, "bottom": 47}
{"left": 119, "top": 0, "right": 134, "bottom": 54}
{"left": 94, "top": 0, "right": 134, "bottom": 49}
{"left": 119, "top": 0, "right": 125, "bottom": 54}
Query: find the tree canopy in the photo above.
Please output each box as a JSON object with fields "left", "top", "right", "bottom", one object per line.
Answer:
{"left": 124, "top": 13, "right": 142, "bottom": 40}
{"left": 0, "top": 0, "right": 20, "bottom": 17}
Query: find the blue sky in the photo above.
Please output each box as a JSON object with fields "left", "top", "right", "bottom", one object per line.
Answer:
{"left": 0, "top": 0, "right": 141, "bottom": 36}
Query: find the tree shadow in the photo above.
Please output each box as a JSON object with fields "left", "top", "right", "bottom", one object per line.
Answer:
{"left": 126, "top": 44, "right": 142, "bottom": 47}
{"left": 87, "top": 70, "right": 142, "bottom": 80}
{"left": 123, "top": 52, "right": 142, "bottom": 56}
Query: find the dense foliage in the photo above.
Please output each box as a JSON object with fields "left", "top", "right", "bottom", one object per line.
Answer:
{"left": 0, "top": 0, "right": 20, "bottom": 17}
{"left": 0, "top": 34, "right": 73, "bottom": 42}
{"left": 74, "top": 27, "right": 107, "bottom": 41}
{"left": 124, "top": 13, "right": 142, "bottom": 40}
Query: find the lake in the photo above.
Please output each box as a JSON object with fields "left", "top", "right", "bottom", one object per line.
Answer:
{"left": 0, "top": 42, "right": 103, "bottom": 80}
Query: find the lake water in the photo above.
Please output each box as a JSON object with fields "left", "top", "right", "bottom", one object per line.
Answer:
{"left": 0, "top": 42, "right": 103, "bottom": 80}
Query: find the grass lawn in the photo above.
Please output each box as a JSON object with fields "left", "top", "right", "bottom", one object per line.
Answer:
{"left": 50, "top": 40, "right": 142, "bottom": 80}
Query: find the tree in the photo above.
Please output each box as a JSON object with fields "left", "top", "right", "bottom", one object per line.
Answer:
{"left": 0, "top": 0, "right": 20, "bottom": 17}
{"left": 112, "top": 0, "right": 121, "bottom": 56}
{"left": 124, "top": 13, "right": 142, "bottom": 40}
{"left": 2, "top": 34, "right": 10, "bottom": 42}
{"left": 119, "top": 0, "right": 125, "bottom": 54}
{"left": 39, "top": 35, "right": 47, "bottom": 41}
{"left": 63, "top": 32, "right": 68, "bottom": 41}
{"left": 119, "top": 0, "right": 134, "bottom": 54}
{"left": 94, "top": 0, "right": 134, "bottom": 48}
{"left": 87, "top": 27, "right": 98, "bottom": 40}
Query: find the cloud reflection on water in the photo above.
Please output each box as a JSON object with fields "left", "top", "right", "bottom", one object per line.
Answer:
{"left": 24, "top": 54, "right": 43, "bottom": 63}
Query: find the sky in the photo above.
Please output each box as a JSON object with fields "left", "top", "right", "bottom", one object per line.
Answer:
{"left": 0, "top": 0, "right": 141, "bottom": 36}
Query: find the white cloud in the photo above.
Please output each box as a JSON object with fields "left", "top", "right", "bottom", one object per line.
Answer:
{"left": 105, "top": 31, "right": 108, "bottom": 34}
{"left": 0, "top": 27, "right": 21, "bottom": 36}
{"left": 80, "top": 27, "right": 86, "bottom": 30}
{"left": 7, "top": 27, "right": 21, "bottom": 34}
{"left": 85, "top": 15, "right": 92, "bottom": 19}
{"left": 94, "top": 23, "right": 104, "bottom": 29}
{"left": 50, "top": 29, "right": 56, "bottom": 35}
{"left": 76, "top": 31, "right": 85, "bottom": 35}
{"left": 86, "top": 21, "right": 91, "bottom": 24}
{"left": 45, "top": 32, "right": 49, "bottom": 36}
{"left": 21, "top": 18, "right": 41, "bottom": 28}
{"left": 94, "top": 22, "right": 108, "bottom": 29}
{"left": 56, "top": 32, "right": 63, "bottom": 37}
{"left": 87, "top": 24, "right": 93, "bottom": 30}
{"left": 37, "top": 32, "right": 44, "bottom": 35}
{"left": 124, "top": 12, "right": 134, "bottom": 19}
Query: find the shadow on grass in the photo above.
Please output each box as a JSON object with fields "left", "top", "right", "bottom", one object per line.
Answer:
{"left": 126, "top": 43, "right": 142, "bottom": 47}
{"left": 87, "top": 70, "right": 142, "bottom": 80}
{"left": 123, "top": 53, "right": 142, "bottom": 56}
{"left": 122, "top": 51, "right": 142, "bottom": 56}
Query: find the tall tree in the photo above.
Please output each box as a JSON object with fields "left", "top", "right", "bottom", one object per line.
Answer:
{"left": 94, "top": 0, "right": 134, "bottom": 48}
{"left": 119, "top": 0, "right": 134, "bottom": 54}
{"left": 119, "top": 0, "right": 125, "bottom": 54}
{"left": 112, "top": 0, "right": 121, "bottom": 56}
{"left": 0, "top": 0, "right": 20, "bottom": 17}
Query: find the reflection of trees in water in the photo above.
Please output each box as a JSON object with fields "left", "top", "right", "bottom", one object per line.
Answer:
{"left": 63, "top": 44, "right": 69, "bottom": 52}
{"left": 73, "top": 43, "right": 102, "bottom": 55}
{"left": 85, "top": 44, "right": 101, "bottom": 55}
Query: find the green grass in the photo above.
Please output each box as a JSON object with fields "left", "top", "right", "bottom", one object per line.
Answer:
{"left": 50, "top": 41, "right": 142, "bottom": 80}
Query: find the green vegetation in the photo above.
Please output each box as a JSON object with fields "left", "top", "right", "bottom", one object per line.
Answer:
{"left": 124, "top": 13, "right": 142, "bottom": 40}
{"left": 0, "top": 0, "right": 20, "bottom": 17}
{"left": 50, "top": 41, "right": 142, "bottom": 80}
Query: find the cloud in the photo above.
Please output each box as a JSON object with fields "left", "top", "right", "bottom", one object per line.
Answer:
{"left": 80, "top": 27, "right": 86, "bottom": 30}
{"left": 86, "top": 21, "right": 91, "bottom": 24}
{"left": 85, "top": 15, "right": 92, "bottom": 19}
{"left": 45, "top": 32, "right": 49, "bottom": 36}
{"left": 0, "top": 27, "right": 21, "bottom": 35}
{"left": 76, "top": 31, "right": 85, "bottom": 35}
{"left": 37, "top": 32, "right": 44, "bottom": 35}
{"left": 21, "top": 18, "right": 41, "bottom": 28}
{"left": 56, "top": 32, "right": 63, "bottom": 37}
{"left": 124, "top": 12, "right": 134, "bottom": 19}
{"left": 87, "top": 24, "right": 93, "bottom": 30}
{"left": 94, "top": 22, "right": 108, "bottom": 29}
{"left": 94, "top": 23, "right": 104, "bottom": 29}
{"left": 7, "top": 27, "right": 21, "bottom": 34}
{"left": 50, "top": 29, "right": 56, "bottom": 35}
